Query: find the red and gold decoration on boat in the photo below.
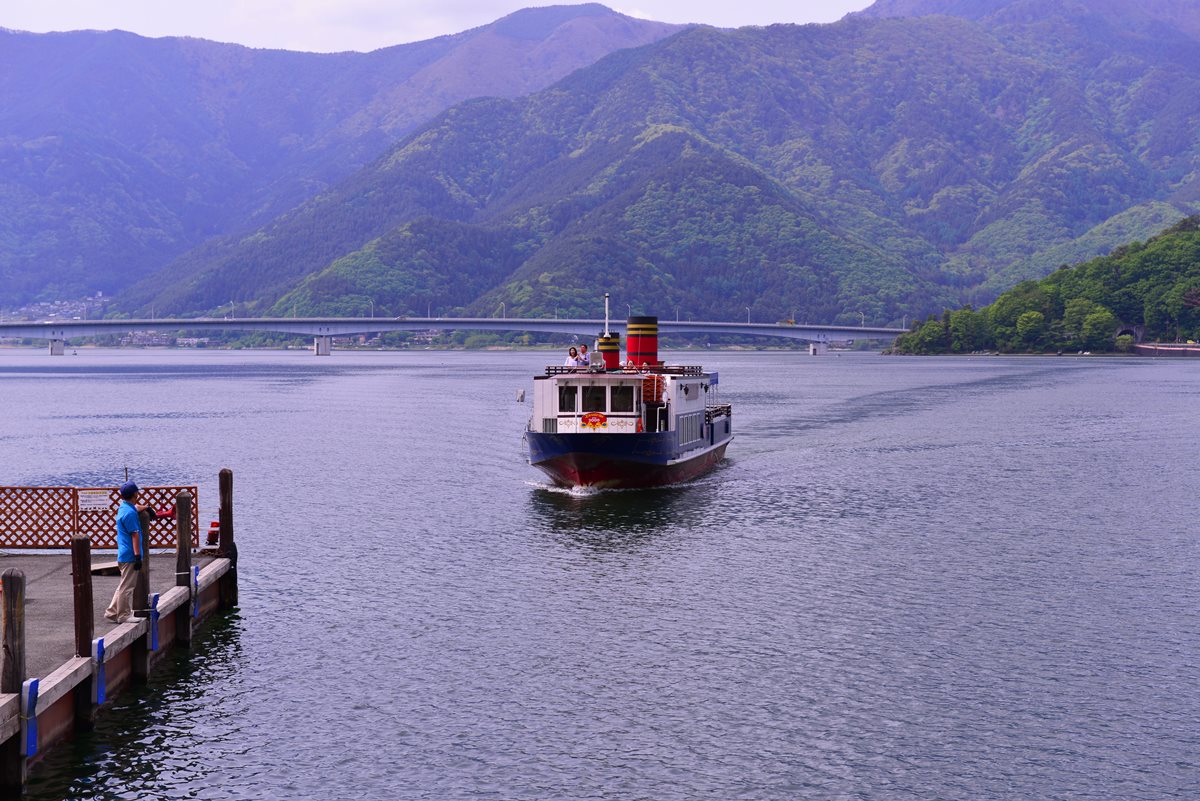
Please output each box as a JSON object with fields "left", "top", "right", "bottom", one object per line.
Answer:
{"left": 581, "top": 412, "right": 608, "bottom": 430}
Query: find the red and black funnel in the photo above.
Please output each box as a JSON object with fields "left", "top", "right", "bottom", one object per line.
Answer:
{"left": 626, "top": 316, "right": 659, "bottom": 366}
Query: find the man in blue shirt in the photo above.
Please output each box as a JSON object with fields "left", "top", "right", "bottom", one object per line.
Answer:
{"left": 104, "top": 481, "right": 145, "bottom": 624}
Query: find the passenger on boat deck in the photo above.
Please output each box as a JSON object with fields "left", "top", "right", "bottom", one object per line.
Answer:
{"left": 564, "top": 346, "right": 581, "bottom": 367}
{"left": 578, "top": 343, "right": 591, "bottom": 367}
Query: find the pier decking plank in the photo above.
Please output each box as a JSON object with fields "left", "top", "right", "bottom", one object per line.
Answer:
{"left": 34, "top": 656, "right": 91, "bottom": 714}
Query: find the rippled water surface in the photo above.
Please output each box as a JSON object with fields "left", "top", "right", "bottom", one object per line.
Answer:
{"left": 3, "top": 348, "right": 1198, "bottom": 800}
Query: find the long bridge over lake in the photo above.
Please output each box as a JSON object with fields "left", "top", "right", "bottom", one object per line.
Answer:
{"left": 0, "top": 317, "right": 906, "bottom": 355}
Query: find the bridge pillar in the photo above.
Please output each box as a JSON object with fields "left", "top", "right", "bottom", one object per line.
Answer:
{"left": 808, "top": 342, "right": 828, "bottom": 356}
{"left": 48, "top": 338, "right": 65, "bottom": 356}
{"left": 313, "top": 335, "right": 332, "bottom": 356}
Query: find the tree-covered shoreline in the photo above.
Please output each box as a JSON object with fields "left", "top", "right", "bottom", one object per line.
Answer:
{"left": 892, "top": 217, "right": 1200, "bottom": 354}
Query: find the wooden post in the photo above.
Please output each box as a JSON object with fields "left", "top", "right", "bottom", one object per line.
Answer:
{"left": 131, "top": 508, "right": 153, "bottom": 682}
{"left": 0, "top": 569, "right": 27, "bottom": 795}
{"left": 218, "top": 468, "right": 234, "bottom": 556}
{"left": 175, "top": 491, "right": 194, "bottom": 647}
{"left": 70, "top": 537, "right": 96, "bottom": 731}
{"left": 71, "top": 537, "right": 95, "bottom": 655}
{"left": 134, "top": 508, "right": 153, "bottom": 619}
{"left": 218, "top": 468, "right": 238, "bottom": 609}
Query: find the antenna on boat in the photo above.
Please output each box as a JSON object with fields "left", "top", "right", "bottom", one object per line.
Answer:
{"left": 603, "top": 293, "right": 610, "bottom": 337}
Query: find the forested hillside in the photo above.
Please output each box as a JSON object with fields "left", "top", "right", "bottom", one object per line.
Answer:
{"left": 0, "top": 5, "right": 680, "bottom": 306}
{"left": 893, "top": 216, "right": 1200, "bottom": 352}
{"left": 857, "top": 0, "right": 1200, "bottom": 41}
{"left": 128, "top": 0, "right": 1200, "bottom": 326}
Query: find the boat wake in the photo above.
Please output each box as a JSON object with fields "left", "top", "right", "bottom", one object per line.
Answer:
{"left": 524, "top": 481, "right": 606, "bottom": 497}
{"left": 524, "top": 472, "right": 720, "bottom": 496}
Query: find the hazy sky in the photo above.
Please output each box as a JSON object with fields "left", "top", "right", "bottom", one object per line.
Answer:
{"left": 1, "top": 1, "right": 874, "bottom": 52}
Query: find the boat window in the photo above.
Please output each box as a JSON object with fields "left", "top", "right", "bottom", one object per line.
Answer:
{"left": 582, "top": 386, "right": 606, "bottom": 413}
{"left": 610, "top": 385, "right": 634, "bottom": 413}
{"left": 557, "top": 384, "right": 577, "bottom": 414}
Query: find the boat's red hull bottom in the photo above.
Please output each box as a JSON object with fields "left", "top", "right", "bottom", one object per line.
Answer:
{"left": 532, "top": 441, "right": 730, "bottom": 489}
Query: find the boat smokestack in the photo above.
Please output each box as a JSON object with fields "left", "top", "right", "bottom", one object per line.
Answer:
{"left": 598, "top": 333, "right": 621, "bottom": 369}
{"left": 626, "top": 316, "right": 659, "bottom": 366}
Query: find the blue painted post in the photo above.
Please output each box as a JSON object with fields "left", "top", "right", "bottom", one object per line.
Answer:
{"left": 149, "top": 593, "right": 160, "bottom": 652}
{"left": 193, "top": 566, "right": 200, "bottom": 619}
{"left": 92, "top": 638, "right": 106, "bottom": 704}
{"left": 20, "top": 679, "right": 38, "bottom": 757}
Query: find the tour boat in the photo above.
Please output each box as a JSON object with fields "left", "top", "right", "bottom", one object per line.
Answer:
{"left": 525, "top": 312, "right": 732, "bottom": 489}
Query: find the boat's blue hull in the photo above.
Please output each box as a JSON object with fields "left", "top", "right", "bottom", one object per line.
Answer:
{"left": 527, "top": 431, "right": 729, "bottom": 489}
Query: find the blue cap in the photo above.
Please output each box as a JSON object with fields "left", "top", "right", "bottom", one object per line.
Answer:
{"left": 119, "top": 481, "right": 139, "bottom": 499}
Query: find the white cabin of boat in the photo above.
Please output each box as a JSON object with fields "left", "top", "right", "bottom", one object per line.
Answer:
{"left": 529, "top": 364, "right": 731, "bottom": 445}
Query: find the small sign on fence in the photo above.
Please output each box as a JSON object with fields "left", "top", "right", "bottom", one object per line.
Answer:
{"left": 77, "top": 489, "right": 112, "bottom": 511}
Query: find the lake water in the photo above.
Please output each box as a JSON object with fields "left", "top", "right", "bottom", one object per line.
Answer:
{"left": 2, "top": 348, "right": 1197, "bottom": 800}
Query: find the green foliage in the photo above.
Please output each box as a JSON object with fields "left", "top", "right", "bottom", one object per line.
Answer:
{"left": 1081, "top": 309, "right": 1119, "bottom": 350}
{"left": 894, "top": 216, "right": 1200, "bottom": 353}
{"left": 1016, "top": 310, "right": 1046, "bottom": 349}
{"left": 985, "top": 281, "right": 1057, "bottom": 350}
{"left": 1061, "top": 298, "right": 1104, "bottom": 349}
{"left": 271, "top": 220, "right": 529, "bottom": 318}
{"left": 948, "top": 306, "right": 989, "bottom": 352}
{"left": 894, "top": 315, "right": 948, "bottom": 354}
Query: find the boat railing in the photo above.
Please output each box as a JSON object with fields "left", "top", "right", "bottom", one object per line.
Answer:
{"left": 544, "top": 365, "right": 602, "bottom": 375}
{"left": 543, "top": 364, "right": 705, "bottom": 377}
{"left": 704, "top": 404, "right": 732, "bottom": 423}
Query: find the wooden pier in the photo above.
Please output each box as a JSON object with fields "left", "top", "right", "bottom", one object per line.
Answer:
{"left": 0, "top": 469, "right": 240, "bottom": 796}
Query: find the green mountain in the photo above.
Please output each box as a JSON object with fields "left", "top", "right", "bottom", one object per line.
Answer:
{"left": 893, "top": 216, "right": 1200, "bottom": 352}
{"left": 856, "top": 0, "right": 1200, "bottom": 41}
{"left": 0, "top": 5, "right": 680, "bottom": 306}
{"left": 128, "top": 0, "right": 1200, "bottom": 325}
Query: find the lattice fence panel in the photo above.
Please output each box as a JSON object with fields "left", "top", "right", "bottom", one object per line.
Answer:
{"left": 1, "top": 486, "right": 200, "bottom": 549}
{"left": 78, "top": 486, "right": 199, "bottom": 549}
{"left": 0, "top": 487, "right": 77, "bottom": 548}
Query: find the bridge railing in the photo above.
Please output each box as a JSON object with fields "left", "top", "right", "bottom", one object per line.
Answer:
{"left": 0, "top": 485, "right": 199, "bottom": 549}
